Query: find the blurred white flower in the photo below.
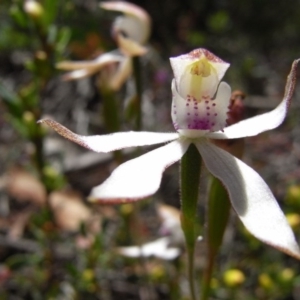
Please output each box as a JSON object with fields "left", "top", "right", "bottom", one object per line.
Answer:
{"left": 157, "top": 203, "right": 184, "bottom": 245}
{"left": 57, "top": 1, "right": 151, "bottom": 90}
{"left": 117, "top": 237, "right": 181, "bottom": 260}
{"left": 101, "top": 1, "right": 150, "bottom": 56}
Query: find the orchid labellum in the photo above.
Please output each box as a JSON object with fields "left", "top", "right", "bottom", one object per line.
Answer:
{"left": 56, "top": 1, "right": 150, "bottom": 90}
{"left": 40, "top": 48, "right": 300, "bottom": 259}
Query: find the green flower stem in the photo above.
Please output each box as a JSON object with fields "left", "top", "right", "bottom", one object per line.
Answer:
{"left": 102, "top": 87, "right": 121, "bottom": 133}
{"left": 132, "top": 56, "right": 142, "bottom": 131}
{"left": 201, "top": 177, "right": 231, "bottom": 300}
{"left": 101, "top": 86, "right": 122, "bottom": 163}
{"left": 32, "top": 128, "right": 46, "bottom": 184}
{"left": 180, "top": 143, "right": 202, "bottom": 300}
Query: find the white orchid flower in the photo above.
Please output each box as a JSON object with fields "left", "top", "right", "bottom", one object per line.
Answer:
{"left": 56, "top": 2, "right": 150, "bottom": 90}
{"left": 40, "top": 48, "right": 300, "bottom": 259}
{"left": 100, "top": 1, "right": 150, "bottom": 56}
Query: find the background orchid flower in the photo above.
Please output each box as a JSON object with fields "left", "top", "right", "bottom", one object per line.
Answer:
{"left": 40, "top": 48, "right": 300, "bottom": 259}
{"left": 56, "top": 1, "right": 150, "bottom": 90}
{"left": 101, "top": 1, "right": 150, "bottom": 57}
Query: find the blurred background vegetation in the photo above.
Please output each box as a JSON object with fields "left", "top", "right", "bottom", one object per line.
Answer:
{"left": 1, "top": 0, "right": 300, "bottom": 299}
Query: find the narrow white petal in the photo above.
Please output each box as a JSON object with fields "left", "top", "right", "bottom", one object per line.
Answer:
{"left": 196, "top": 141, "right": 300, "bottom": 259}
{"left": 109, "top": 57, "right": 132, "bottom": 91}
{"left": 39, "top": 119, "right": 179, "bottom": 153}
{"left": 61, "top": 69, "right": 99, "bottom": 81}
{"left": 56, "top": 52, "right": 123, "bottom": 71}
{"left": 89, "top": 139, "right": 189, "bottom": 203}
{"left": 116, "top": 33, "right": 148, "bottom": 56}
{"left": 208, "top": 59, "right": 300, "bottom": 140}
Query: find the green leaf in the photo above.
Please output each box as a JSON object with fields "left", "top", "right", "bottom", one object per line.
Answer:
{"left": 56, "top": 27, "right": 72, "bottom": 54}
{"left": 0, "top": 82, "right": 24, "bottom": 117}
{"left": 9, "top": 116, "right": 29, "bottom": 137}
{"left": 207, "top": 176, "right": 231, "bottom": 254}
{"left": 42, "top": 0, "right": 59, "bottom": 26}
{"left": 10, "top": 4, "right": 27, "bottom": 28}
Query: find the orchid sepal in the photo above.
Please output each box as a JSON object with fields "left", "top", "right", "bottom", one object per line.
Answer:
{"left": 89, "top": 139, "right": 190, "bottom": 203}
{"left": 196, "top": 140, "right": 300, "bottom": 259}
{"left": 208, "top": 59, "right": 300, "bottom": 140}
{"left": 38, "top": 119, "right": 179, "bottom": 153}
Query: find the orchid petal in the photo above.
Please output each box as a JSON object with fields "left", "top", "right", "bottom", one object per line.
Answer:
{"left": 196, "top": 141, "right": 300, "bottom": 259}
{"left": 172, "top": 80, "right": 231, "bottom": 132}
{"left": 109, "top": 57, "right": 132, "bottom": 91}
{"left": 60, "top": 69, "right": 99, "bottom": 81}
{"left": 56, "top": 52, "right": 123, "bottom": 71}
{"left": 39, "top": 119, "right": 179, "bottom": 153}
{"left": 100, "top": 1, "right": 150, "bottom": 24}
{"left": 57, "top": 53, "right": 123, "bottom": 81}
{"left": 208, "top": 59, "right": 300, "bottom": 140}
{"left": 89, "top": 139, "right": 189, "bottom": 203}
{"left": 115, "top": 32, "right": 148, "bottom": 56}
{"left": 100, "top": 1, "right": 151, "bottom": 44}
{"left": 114, "top": 15, "right": 150, "bottom": 45}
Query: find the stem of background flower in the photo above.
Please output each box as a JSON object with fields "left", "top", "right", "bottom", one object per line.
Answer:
{"left": 200, "top": 177, "right": 231, "bottom": 300}
{"left": 101, "top": 86, "right": 123, "bottom": 163}
{"left": 180, "top": 143, "right": 201, "bottom": 300}
{"left": 131, "top": 56, "right": 156, "bottom": 293}
{"left": 27, "top": 10, "right": 62, "bottom": 292}
{"left": 132, "top": 56, "right": 143, "bottom": 131}
{"left": 32, "top": 127, "right": 47, "bottom": 189}
{"left": 23, "top": 106, "right": 46, "bottom": 187}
